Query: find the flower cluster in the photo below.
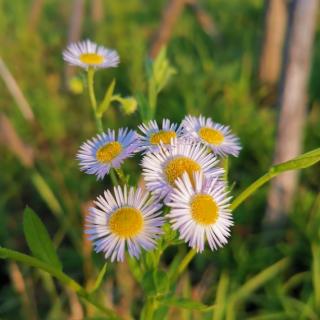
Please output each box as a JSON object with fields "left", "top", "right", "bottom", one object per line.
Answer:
{"left": 78, "top": 116, "right": 240, "bottom": 262}
{"left": 65, "top": 40, "right": 241, "bottom": 262}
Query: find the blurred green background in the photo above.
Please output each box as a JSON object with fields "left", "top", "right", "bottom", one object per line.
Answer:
{"left": 0, "top": 0, "right": 319, "bottom": 319}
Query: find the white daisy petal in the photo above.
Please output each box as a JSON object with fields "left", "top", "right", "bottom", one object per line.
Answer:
{"left": 141, "top": 138, "right": 224, "bottom": 202}
{"left": 86, "top": 186, "right": 164, "bottom": 262}
{"left": 77, "top": 128, "right": 139, "bottom": 180}
{"left": 63, "top": 39, "right": 120, "bottom": 70}
{"left": 137, "top": 119, "right": 183, "bottom": 153}
{"left": 182, "top": 115, "right": 241, "bottom": 157}
{"left": 167, "top": 171, "right": 233, "bottom": 252}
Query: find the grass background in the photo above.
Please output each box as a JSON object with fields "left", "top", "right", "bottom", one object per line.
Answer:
{"left": 0, "top": 0, "right": 319, "bottom": 319}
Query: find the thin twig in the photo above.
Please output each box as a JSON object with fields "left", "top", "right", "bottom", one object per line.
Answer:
{"left": 9, "top": 262, "right": 38, "bottom": 320}
{"left": 0, "top": 113, "right": 34, "bottom": 167}
{"left": 64, "top": 0, "right": 85, "bottom": 85}
{"left": 28, "top": 0, "right": 45, "bottom": 32}
{"left": 150, "top": 0, "right": 188, "bottom": 59}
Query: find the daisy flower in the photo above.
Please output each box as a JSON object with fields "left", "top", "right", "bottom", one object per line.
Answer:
{"left": 137, "top": 119, "right": 183, "bottom": 153}
{"left": 63, "top": 39, "right": 120, "bottom": 70}
{"left": 141, "top": 138, "right": 224, "bottom": 202}
{"left": 77, "top": 128, "right": 139, "bottom": 180}
{"left": 167, "top": 172, "right": 233, "bottom": 252}
{"left": 182, "top": 115, "right": 241, "bottom": 157}
{"left": 85, "top": 185, "right": 164, "bottom": 262}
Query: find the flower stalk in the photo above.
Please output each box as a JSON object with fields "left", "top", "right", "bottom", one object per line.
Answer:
{"left": 87, "top": 67, "right": 103, "bottom": 133}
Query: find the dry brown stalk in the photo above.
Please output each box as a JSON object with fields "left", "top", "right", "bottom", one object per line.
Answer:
{"left": 0, "top": 113, "right": 34, "bottom": 167}
{"left": 265, "top": 0, "right": 319, "bottom": 225}
{"left": 0, "top": 58, "right": 34, "bottom": 122}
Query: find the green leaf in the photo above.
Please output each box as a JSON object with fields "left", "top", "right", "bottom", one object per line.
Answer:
{"left": 160, "top": 297, "right": 214, "bottom": 312}
{"left": 213, "top": 272, "right": 229, "bottom": 320}
{"left": 226, "top": 259, "right": 289, "bottom": 320}
{"left": 154, "top": 270, "right": 170, "bottom": 294}
{"left": 97, "top": 79, "right": 116, "bottom": 116}
{"left": 0, "top": 247, "right": 8, "bottom": 258}
{"left": 231, "top": 258, "right": 289, "bottom": 302}
{"left": 247, "top": 312, "right": 290, "bottom": 320}
{"left": 271, "top": 148, "right": 320, "bottom": 173}
{"left": 152, "top": 47, "right": 176, "bottom": 94}
{"left": 89, "top": 263, "right": 108, "bottom": 294}
{"left": 312, "top": 243, "right": 320, "bottom": 311}
{"left": 136, "top": 92, "right": 151, "bottom": 122}
{"left": 141, "top": 270, "right": 156, "bottom": 294}
{"left": 31, "top": 172, "right": 63, "bottom": 216}
{"left": 144, "top": 48, "right": 176, "bottom": 120}
{"left": 127, "top": 254, "right": 144, "bottom": 283}
{"left": 231, "top": 148, "right": 320, "bottom": 211}
{"left": 167, "top": 250, "right": 184, "bottom": 283}
{"left": 23, "top": 207, "right": 62, "bottom": 271}
{"left": 281, "top": 296, "right": 318, "bottom": 320}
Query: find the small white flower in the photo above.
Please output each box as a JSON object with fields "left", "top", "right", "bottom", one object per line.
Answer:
{"left": 137, "top": 119, "right": 183, "bottom": 153}
{"left": 86, "top": 186, "right": 164, "bottom": 262}
{"left": 167, "top": 172, "right": 233, "bottom": 252}
{"left": 77, "top": 128, "right": 139, "bottom": 180}
{"left": 141, "top": 138, "right": 223, "bottom": 202}
{"left": 182, "top": 115, "right": 241, "bottom": 157}
{"left": 63, "top": 39, "right": 120, "bottom": 70}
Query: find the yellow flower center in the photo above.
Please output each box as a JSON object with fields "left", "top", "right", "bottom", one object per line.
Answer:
{"left": 108, "top": 207, "right": 143, "bottom": 238}
{"left": 198, "top": 127, "right": 224, "bottom": 145}
{"left": 80, "top": 53, "right": 104, "bottom": 65}
{"left": 96, "top": 142, "right": 122, "bottom": 163}
{"left": 191, "top": 194, "right": 218, "bottom": 225}
{"left": 165, "top": 156, "right": 201, "bottom": 186}
{"left": 150, "top": 130, "right": 177, "bottom": 145}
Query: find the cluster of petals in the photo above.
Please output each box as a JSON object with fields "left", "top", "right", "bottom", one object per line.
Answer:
{"left": 65, "top": 41, "right": 241, "bottom": 261}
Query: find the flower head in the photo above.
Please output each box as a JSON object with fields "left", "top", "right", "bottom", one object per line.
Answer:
{"left": 141, "top": 138, "right": 223, "bottom": 202}
{"left": 85, "top": 186, "right": 164, "bottom": 262}
{"left": 63, "top": 39, "right": 120, "bottom": 70}
{"left": 182, "top": 115, "right": 241, "bottom": 157}
{"left": 77, "top": 128, "right": 139, "bottom": 180}
{"left": 167, "top": 172, "right": 233, "bottom": 252}
{"left": 138, "top": 119, "right": 183, "bottom": 153}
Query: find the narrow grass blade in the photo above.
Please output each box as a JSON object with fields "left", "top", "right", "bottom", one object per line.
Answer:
{"left": 89, "top": 263, "right": 108, "bottom": 294}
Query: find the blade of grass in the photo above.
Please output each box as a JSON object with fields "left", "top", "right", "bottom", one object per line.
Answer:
{"left": 226, "top": 258, "right": 289, "bottom": 320}
{"left": 311, "top": 243, "right": 320, "bottom": 312}
{"left": 213, "top": 272, "right": 229, "bottom": 320}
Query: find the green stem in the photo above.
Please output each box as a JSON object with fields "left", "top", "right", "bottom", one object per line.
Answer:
{"left": 176, "top": 249, "right": 197, "bottom": 279}
{"left": 231, "top": 171, "right": 276, "bottom": 211}
{"left": 141, "top": 296, "right": 157, "bottom": 320}
{"left": 0, "top": 248, "right": 121, "bottom": 319}
{"left": 222, "top": 157, "right": 229, "bottom": 182}
{"left": 148, "top": 80, "right": 157, "bottom": 120}
{"left": 95, "top": 114, "right": 103, "bottom": 133}
{"left": 87, "top": 67, "right": 97, "bottom": 111}
{"left": 87, "top": 67, "right": 103, "bottom": 133}
{"left": 110, "top": 169, "right": 119, "bottom": 185}
{"left": 115, "top": 168, "right": 127, "bottom": 185}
